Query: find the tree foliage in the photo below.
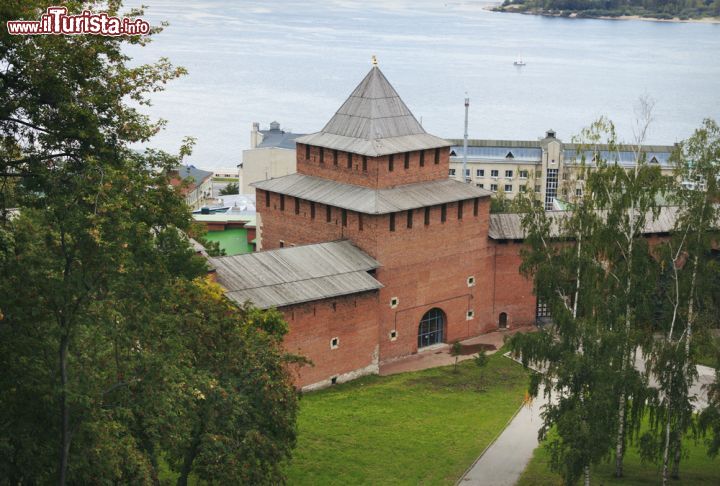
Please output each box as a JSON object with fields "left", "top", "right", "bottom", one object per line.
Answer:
{"left": 508, "top": 109, "right": 677, "bottom": 484}
{"left": 498, "top": 0, "right": 720, "bottom": 20}
{"left": 219, "top": 182, "right": 239, "bottom": 196}
{"left": 0, "top": 1, "right": 298, "bottom": 484}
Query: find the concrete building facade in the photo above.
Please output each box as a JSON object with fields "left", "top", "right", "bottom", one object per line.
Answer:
{"left": 169, "top": 165, "right": 214, "bottom": 210}
{"left": 448, "top": 131, "right": 676, "bottom": 209}
{"left": 240, "top": 121, "right": 305, "bottom": 194}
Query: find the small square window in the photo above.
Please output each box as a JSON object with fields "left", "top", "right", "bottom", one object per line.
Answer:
{"left": 504, "top": 184, "right": 513, "bottom": 193}
{"left": 476, "top": 183, "right": 484, "bottom": 188}
{"left": 491, "top": 170, "right": 499, "bottom": 178}
{"left": 390, "top": 297, "right": 399, "bottom": 309}
{"left": 505, "top": 170, "right": 513, "bottom": 178}
{"left": 476, "top": 169, "right": 484, "bottom": 177}
{"left": 389, "top": 330, "right": 398, "bottom": 341}
{"left": 467, "top": 310, "right": 475, "bottom": 320}
{"left": 467, "top": 276, "right": 475, "bottom": 287}
{"left": 330, "top": 337, "right": 339, "bottom": 349}
{"left": 490, "top": 184, "right": 498, "bottom": 192}
{"left": 449, "top": 168, "right": 456, "bottom": 176}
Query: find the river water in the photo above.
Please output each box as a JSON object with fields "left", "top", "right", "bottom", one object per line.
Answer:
{"left": 124, "top": 0, "right": 720, "bottom": 167}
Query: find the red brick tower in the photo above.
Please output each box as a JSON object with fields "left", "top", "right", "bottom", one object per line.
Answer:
{"left": 254, "top": 64, "right": 495, "bottom": 362}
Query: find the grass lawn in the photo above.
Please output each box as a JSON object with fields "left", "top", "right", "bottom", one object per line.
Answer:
{"left": 696, "top": 334, "right": 719, "bottom": 368}
{"left": 285, "top": 350, "right": 529, "bottom": 485}
{"left": 518, "top": 428, "right": 720, "bottom": 485}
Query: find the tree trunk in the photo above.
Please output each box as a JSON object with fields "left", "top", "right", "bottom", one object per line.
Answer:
{"left": 615, "top": 394, "right": 626, "bottom": 478}
{"left": 59, "top": 332, "right": 71, "bottom": 486}
{"left": 671, "top": 437, "right": 682, "bottom": 480}
{"left": 661, "top": 409, "right": 672, "bottom": 485}
{"left": 177, "top": 414, "right": 205, "bottom": 486}
{"left": 177, "top": 436, "right": 200, "bottom": 486}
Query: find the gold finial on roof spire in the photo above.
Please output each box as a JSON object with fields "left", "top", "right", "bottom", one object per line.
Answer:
{"left": 371, "top": 55, "right": 378, "bottom": 66}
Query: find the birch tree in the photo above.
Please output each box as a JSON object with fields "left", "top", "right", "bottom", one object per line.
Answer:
{"left": 509, "top": 174, "right": 617, "bottom": 485}
{"left": 579, "top": 101, "right": 667, "bottom": 478}
{"left": 509, "top": 103, "right": 668, "bottom": 483}
{"left": 647, "top": 118, "right": 720, "bottom": 483}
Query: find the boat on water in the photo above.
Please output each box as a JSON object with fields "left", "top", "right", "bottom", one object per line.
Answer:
{"left": 513, "top": 59, "right": 526, "bottom": 66}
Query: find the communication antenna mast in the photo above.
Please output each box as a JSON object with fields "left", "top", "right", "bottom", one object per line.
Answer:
{"left": 463, "top": 95, "right": 469, "bottom": 183}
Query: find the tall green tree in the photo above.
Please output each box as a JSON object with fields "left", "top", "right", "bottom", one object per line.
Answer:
{"left": 0, "top": 1, "right": 299, "bottom": 484}
{"left": 509, "top": 105, "right": 668, "bottom": 484}
{"left": 647, "top": 118, "right": 720, "bottom": 484}
{"left": 509, "top": 161, "right": 618, "bottom": 485}
{"left": 579, "top": 104, "right": 668, "bottom": 478}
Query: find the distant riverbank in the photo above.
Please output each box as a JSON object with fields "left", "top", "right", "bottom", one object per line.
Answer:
{"left": 491, "top": 4, "right": 720, "bottom": 24}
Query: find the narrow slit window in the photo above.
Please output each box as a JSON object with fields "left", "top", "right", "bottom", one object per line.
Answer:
{"left": 419, "top": 150, "right": 425, "bottom": 167}
{"left": 441, "top": 204, "right": 447, "bottom": 222}
{"left": 458, "top": 200, "right": 463, "bottom": 220}
{"left": 305, "top": 144, "right": 310, "bottom": 159}
{"left": 404, "top": 152, "right": 410, "bottom": 169}
{"left": 341, "top": 209, "right": 347, "bottom": 227}
{"left": 347, "top": 152, "right": 352, "bottom": 169}
{"left": 424, "top": 207, "right": 430, "bottom": 225}
{"left": 389, "top": 154, "right": 394, "bottom": 172}
{"left": 407, "top": 210, "right": 413, "bottom": 228}
{"left": 310, "top": 202, "right": 316, "bottom": 219}
{"left": 473, "top": 198, "right": 479, "bottom": 216}
{"left": 319, "top": 147, "right": 324, "bottom": 164}
{"left": 389, "top": 213, "right": 395, "bottom": 232}
{"left": 265, "top": 191, "right": 270, "bottom": 207}
{"left": 434, "top": 148, "right": 440, "bottom": 164}
{"left": 362, "top": 156, "right": 367, "bottom": 172}
{"left": 326, "top": 205, "right": 332, "bottom": 223}
{"left": 294, "top": 197, "right": 300, "bottom": 215}
{"left": 280, "top": 194, "right": 285, "bottom": 211}
{"left": 359, "top": 213, "right": 363, "bottom": 231}
{"left": 333, "top": 149, "right": 338, "bottom": 166}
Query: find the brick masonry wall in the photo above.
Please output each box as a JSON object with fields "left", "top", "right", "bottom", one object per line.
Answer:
{"left": 487, "top": 240, "right": 537, "bottom": 330}
{"left": 296, "top": 143, "right": 450, "bottom": 189}
{"left": 256, "top": 191, "right": 524, "bottom": 363}
{"left": 280, "top": 291, "right": 380, "bottom": 388}
{"left": 371, "top": 198, "right": 503, "bottom": 361}
{"left": 256, "top": 188, "right": 381, "bottom": 256}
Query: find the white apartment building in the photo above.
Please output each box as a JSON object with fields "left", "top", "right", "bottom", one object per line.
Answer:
{"left": 448, "top": 130, "right": 676, "bottom": 209}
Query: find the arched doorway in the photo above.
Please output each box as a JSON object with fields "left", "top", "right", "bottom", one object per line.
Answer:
{"left": 499, "top": 312, "right": 508, "bottom": 329}
{"left": 418, "top": 308, "right": 445, "bottom": 349}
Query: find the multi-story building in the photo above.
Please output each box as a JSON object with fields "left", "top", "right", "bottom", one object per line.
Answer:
{"left": 169, "top": 165, "right": 214, "bottom": 209}
{"left": 240, "top": 121, "right": 305, "bottom": 194}
{"left": 448, "top": 131, "right": 676, "bottom": 209}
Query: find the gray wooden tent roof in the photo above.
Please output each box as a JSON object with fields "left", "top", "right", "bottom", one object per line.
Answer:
{"left": 253, "top": 173, "right": 491, "bottom": 214}
{"left": 296, "top": 66, "right": 450, "bottom": 157}
{"left": 210, "top": 240, "right": 382, "bottom": 309}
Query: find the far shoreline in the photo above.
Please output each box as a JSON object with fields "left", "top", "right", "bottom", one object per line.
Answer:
{"left": 485, "top": 4, "right": 720, "bottom": 25}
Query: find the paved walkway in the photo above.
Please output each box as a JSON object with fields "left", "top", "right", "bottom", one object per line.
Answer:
{"left": 456, "top": 355, "right": 715, "bottom": 486}
{"left": 458, "top": 385, "right": 548, "bottom": 486}
{"left": 379, "top": 326, "right": 535, "bottom": 376}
